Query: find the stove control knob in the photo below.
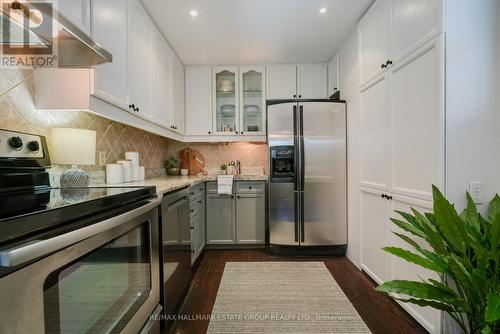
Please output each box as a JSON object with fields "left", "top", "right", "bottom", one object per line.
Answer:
{"left": 27, "top": 140, "right": 40, "bottom": 152}
{"left": 8, "top": 136, "right": 23, "bottom": 151}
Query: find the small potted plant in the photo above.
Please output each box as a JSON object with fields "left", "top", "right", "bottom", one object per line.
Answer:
{"left": 219, "top": 163, "right": 228, "bottom": 175}
{"left": 164, "top": 156, "right": 180, "bottom": 176}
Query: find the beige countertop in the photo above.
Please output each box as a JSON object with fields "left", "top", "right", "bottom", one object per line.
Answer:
{"left": 108, "top": 175, "right": 268, "bottom": 196}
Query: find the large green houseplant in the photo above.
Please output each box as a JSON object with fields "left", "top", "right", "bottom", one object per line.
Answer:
{"left": 376, "top": 186, "right": 500, "bottom": 334}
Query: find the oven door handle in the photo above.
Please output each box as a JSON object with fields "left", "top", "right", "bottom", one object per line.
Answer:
{"left": 0, "top": 199, "right": 160, "bottom": 268}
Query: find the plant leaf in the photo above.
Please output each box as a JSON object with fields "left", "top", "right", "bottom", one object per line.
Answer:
{"left": 382, "top": 247, "right": 444, "bottom": 273}
{"left": 376, "top": 280, "right": 458, "bottom": 303}
{"left": 390, "top": 218, "right": 427, "bottom": 239}
{"left": 396, "top": 297, "right": 455, "bottom": 313}
{"left": 432, "top": 185, "right": 467, "bottom": 253}
{"left": 485, "top": 292, "right": 500, "bottom": 322}
{"left": 487, "top": 194, "right": 500, "bottom": 224}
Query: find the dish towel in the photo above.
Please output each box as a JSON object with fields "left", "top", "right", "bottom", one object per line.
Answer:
{"left": 217, "top": 175, "right": 234, "bottom": 195}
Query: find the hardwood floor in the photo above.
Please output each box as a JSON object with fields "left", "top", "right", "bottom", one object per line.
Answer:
{"left": 170, "top": 249, "right": 428, "bottom": 334}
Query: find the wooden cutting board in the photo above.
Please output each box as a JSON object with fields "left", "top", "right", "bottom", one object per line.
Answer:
{"left": 179, "top": 148, "right": 206, "bottom": 175}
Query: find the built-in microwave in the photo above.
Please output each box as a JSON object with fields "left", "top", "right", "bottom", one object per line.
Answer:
{"left": 0, "top": 201, "right": 161, "bottom": 334}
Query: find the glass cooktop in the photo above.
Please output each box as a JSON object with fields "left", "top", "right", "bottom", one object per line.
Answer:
{"left": 0, "top": 186, "right": 156, "bottom": 245}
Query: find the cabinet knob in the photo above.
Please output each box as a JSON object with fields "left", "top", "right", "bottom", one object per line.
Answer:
{"left": 235, "top": 131, "right": 238, "bottom": 134}
{"left": 208, "top": 131, "right": 211, "bottom": 134}
{"left": 381, "top": 194, "right": 386, "bottom": 199}
{"left": 293, "top": 94, "right": 297, "bottom": 98}
{"left": 198, "top": 200, "right": 202, "bottom": 203}
{"left": 334, "top": 87, "right": 337, "bottom": 90}
{"left": 190, "top": 192, "right": 195, "bottom": 195}
{"left": 249, "top": 186, "right": 253, "bottom": 189}
{"left": 298, "top": 95, "right": 302, "bottom": 98}
{"left": 237, "top": 195, "right": 240, "bottom": 199}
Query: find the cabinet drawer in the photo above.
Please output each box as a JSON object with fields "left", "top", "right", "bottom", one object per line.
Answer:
{"left": 206, "top": 181, "right": 217, "bottom": 194}
{"left": 236, "top": 181, "right": 265, "bottom": 194}
{"left": 189, "top": 183, "right": 205, "bottom": 199}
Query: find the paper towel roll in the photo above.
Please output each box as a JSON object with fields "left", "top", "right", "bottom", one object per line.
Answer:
{"left": 125, "top": 152, "right": 140, "bottom": 181}
{"left": 117, "top": 159, "right": 132, "bottom": 182}
{"left": 106, "top": 164, "right": 123, "bottom": 184}
{"left": 139, "top": 166, "right": 145, "bottom": 181}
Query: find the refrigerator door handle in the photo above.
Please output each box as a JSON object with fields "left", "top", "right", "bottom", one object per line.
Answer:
{"left": 299, "top": 105, "right": 305, "bottom": 191}
{"left": 300, "top": 191, "right": 305, "bottom": 242}
{"left": 294, "top": 191, "right": 299, "bottom": 242}
{"left": 293, "top": 105, "right": 298, "bottom": 191}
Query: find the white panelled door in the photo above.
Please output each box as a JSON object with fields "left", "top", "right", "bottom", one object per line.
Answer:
{"left": 91, "top": 0, "right": 130, "bottom": 110}
{"left": 266, "top": 65, "right": 297, "bottom": 99}
{"left": 390, "top": 0, "right": 442, "bottom": 62}
{"left": 390, "top": 194, "right": 442, "bottom": 334}
{"left": 152, "top": 28, "right": 173, "bottom": 129}
{"left": 130, "top": 0, "right": 154, "bottom": 120}
{"left": 171, "top": 54, "right": 185, "bottom": 133}
{"left": 360, "top": 187, "right": 390, "bottom": 283}
{"left": 297, "top": 64, "right": 328, "bottom": 99}
{"left": 185, "top": 66, "right": 213, "bottom": 136}
{"left": 58, "top": 0, "right": 91, "bottom": 35}
{"left": 389, "top": 36, "right": 444, "bottom": 201}
{"left": 360, "top": 74, "right": 390, "bottom": 190}
{"left": 358, "top": 0, "right": 389, "bottom": 86}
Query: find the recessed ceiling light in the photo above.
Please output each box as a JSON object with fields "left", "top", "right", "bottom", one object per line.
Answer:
{"left": 319, "top": 7, "right": 328, "bottom": 14}
{"left": 190, "top": 10, "right": 198, "bottom": 17}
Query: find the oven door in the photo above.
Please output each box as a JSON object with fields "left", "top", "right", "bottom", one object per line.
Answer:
{"left": 0, "top": 201, "right": 160, "bottom": 334}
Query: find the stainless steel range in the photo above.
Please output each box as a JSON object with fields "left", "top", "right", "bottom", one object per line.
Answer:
{"left": 0, "top": 129, "right": 161, "bottom": 333}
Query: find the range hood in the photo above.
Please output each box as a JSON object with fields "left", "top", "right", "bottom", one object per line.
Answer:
{"left": 0, "top": 1, "right": 112, "bottom": 67}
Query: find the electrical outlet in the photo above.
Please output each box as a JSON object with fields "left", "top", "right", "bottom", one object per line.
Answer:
{"left": 469, "top": 181, "right": 484, "bottom": 204}
{"left": 98, "top": 151, "right": 107, "bottom": 166}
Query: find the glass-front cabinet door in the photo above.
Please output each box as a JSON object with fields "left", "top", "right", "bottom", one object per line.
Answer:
{"left": 239, "top": 66, "right": 266, "bottom": 136}
{"left": 213, "top": 66, "right": 239, "bottom": 135}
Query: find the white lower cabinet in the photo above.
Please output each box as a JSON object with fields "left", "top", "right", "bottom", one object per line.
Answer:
{"left": 361, "top": 188, "right": 442, "bottom": 333}
{"left": 190, "top": 184, "right": 206, "bottom": 264}
{"left": 360, "top": 187, "right": 390, "bottom": 283}
{"left": 389, "top": 195, "right": 442, "bottom": 334}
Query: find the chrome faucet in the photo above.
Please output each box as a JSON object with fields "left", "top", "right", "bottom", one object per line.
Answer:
{"left": 228, "top": 160, "right": 241, "bottom": 175}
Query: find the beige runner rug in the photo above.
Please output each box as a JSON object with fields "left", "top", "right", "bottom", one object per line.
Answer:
{"left": 207, "top": 262, "right": 371, "bottom": 333}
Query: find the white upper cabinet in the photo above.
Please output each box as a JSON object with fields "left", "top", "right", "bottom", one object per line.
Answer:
{"left": 389, "top": 0, "right": 442, "bottom": 62}
{"left": 358, "top": 0, "right": 389, "bottom": 86}
{"left": 58, "top": 0, "right": 91, "bottom": 35}
{"left": 328, "top": 53, "right": 339, "bottom": 96}
{"left": 185, "top": 66, "right": 213, "bottom": 136}
{"left": 91, "top": 0, "right": 130, "bottom": 110}
{"left": 213, "top": 66, "right": 239, "bottom": 135}
{"left": 389, "top": 37, "right": 444, "bottom": 201}
{"left": 171, "top": 53, "right": 185, "bottom": 134}
{"left": 239, "top": 66, "right": 266, "bottom": 136}
{"left": 130, "top": 0, "right": 154, "bottom": 121}
{"left": 152, "top": 28, "right": 173, "bottom": 129}
{"left": 267, "top": 64, "right": 328, "bottom": 99}
{"left": 297, "top": 64, "right": 328, "bottom": 99}
{"left": 266, "top": 65, "right": 297, "bottom": 99}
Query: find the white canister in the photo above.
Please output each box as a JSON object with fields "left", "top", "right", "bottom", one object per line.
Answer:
{"left": 125, "top": 152, "right": 140, "bottom": 181}
{"left": 116, "top": 159, "right": 132, "bottom": 182}
{"left": 106, "top": 164, "right": 123, "bottom": 184}
{"left": 139, "top": 166, "right": 145, "bottom": 181}
{"left": 180, "top": 169, "right": 188, "bottom": 176}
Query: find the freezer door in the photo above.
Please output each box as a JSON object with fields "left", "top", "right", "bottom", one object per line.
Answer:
{"left": 268, "top": 102, "right": 299, "bottom": 245}
{"left": 300, "top": 102, "right": 347, "bottom": 246}
{"left": 267, "top": 102, "right": 296, "bottom": 147}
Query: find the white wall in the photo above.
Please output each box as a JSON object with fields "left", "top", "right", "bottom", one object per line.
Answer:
{"left": 445, "top": 1, "right": 500, "bottom": 333}
{"left": 336, "top": 29, "right": 362, "bottom": 268}
{"left": 445, "top": 0, "right": 500, "bottom": 214}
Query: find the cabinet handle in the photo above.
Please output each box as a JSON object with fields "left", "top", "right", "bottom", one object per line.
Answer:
{"left": 190, "top": 192, "right": 195, "bottom": 195}
{"left": 381, "top": 194, "right": 386, "bottom": 199}
{"left": 387, "top": 195, "right": 393, "bottom": 200}
{"left": 128, "top": 104, "right": 133, "bottom": 109}
{"left": 190, "top": 209, "right": 194, "bottom": 213}
{"left": 386, "top": 60, "right": 393, "bottom": 66}
{"left": 334, "top": 87, "right": 337, "bottom": 90}
{"left": 191, "top": 250, "right": 195, "bottom": 253}
{"left": 198, "top": 200, "right": 202, "bottom": 203}
{"left": 381, "top": 64, "right": 387, "bottom": 69}
{"left": 190, "top": 226, "right": 195, "bottom": 230}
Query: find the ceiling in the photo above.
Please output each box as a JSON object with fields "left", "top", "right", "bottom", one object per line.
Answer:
{"left": 141, "top": 0, "right": 373, "bottom": 65}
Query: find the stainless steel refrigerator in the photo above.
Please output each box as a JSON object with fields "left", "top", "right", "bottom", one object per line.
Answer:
{"left": 268, "top": 100, "right": 347, "bottom": 254}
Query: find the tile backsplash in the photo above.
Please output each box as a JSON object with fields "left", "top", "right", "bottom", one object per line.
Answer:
{"left": 0, "top": 69, "right": 171, "bottom": 180}
{"left": 0, "top": 68, "right": 269, "bottom": 181}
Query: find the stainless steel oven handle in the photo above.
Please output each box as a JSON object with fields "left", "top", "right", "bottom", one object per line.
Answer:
{"left": 0, "top": 199, "right": 160, "bottom": 268}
